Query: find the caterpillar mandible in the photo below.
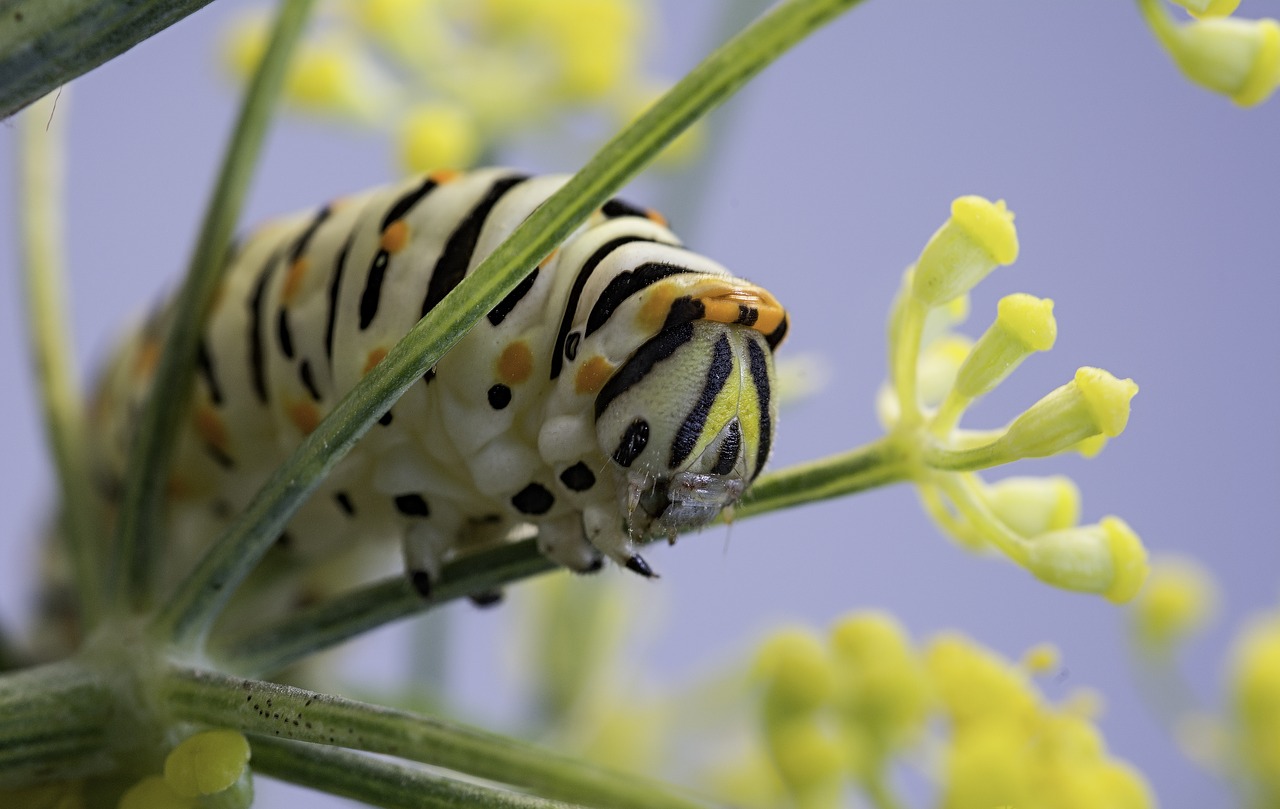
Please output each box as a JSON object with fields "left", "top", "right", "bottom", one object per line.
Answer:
{"left": 89, "top": 168, "right": 787, "bottom": 600}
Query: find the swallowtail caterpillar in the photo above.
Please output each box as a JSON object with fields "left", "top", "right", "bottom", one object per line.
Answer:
{"left": 90, "top": 168, "right": 787, "bottom": 602}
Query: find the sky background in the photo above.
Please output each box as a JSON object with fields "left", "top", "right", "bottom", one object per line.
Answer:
{"left": 1, "top": 1, "right": 1278, "bottom": 806}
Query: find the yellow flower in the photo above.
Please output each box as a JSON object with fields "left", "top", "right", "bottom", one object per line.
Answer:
{"left": 1130, "top": 554, "right": 1218, "bottom": 650}
{"left": 754, "top": 627, "right": 836, "bottom": 719}
{"left": 912, "top": 196, "right": 1019, "bottom": 306}
{"left": 766, "top": 718, "right": 845, "bottom": 809}
{"left": 828, "top": 612, "right": 930, "bottom": 766}
{"left": 926, "top": 633, "right": 1039, "bottom": 727}
{"left": 982, "top": 475, "right": 1080, "bottom": 538}
{"left": 1140, "top": 0, "right": 1280, "bottom": 106}
{"left": 1228, "top": 613, "right": 1280, "bottom": 799}
{"left": 1024, "top": 516, "right": 1149, "bottom": 603}
{"left": 117, "top": 776, "right": 198, "bottom": 809}
{"left": 952, "top": 293, "right": 1056, "bottom": 400}
{"left": 163, "top": 729, "right": 252, "bottom": 799}
{"left": 397, "top": 103, "right": 482, "bottom": 174}
{"left": 1171, "top": 0, "right": 1243, "bottom": 19}
{"left": 940, "top": 719, "right": 1035, "bottom": 809}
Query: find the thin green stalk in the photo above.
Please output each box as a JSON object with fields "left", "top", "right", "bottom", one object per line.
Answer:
{"left": 152, "top": 0, "right": 866, "bottom": 651}
{"left": 249, "top": 737, "right": 590, "bottom": 809}
{"left": 219, "top": 438, "right": 911, "bottom": 676}
{"left": 733, "top": 436, "right": 911, "bottom": 519}
{"left": 162, "top": 665, "right": 712, "bottom": 809}
{"left": 214, "top": 541, "right": 552, "bottom": 677}
{"left": 16, "top": 90, "right": 103, "bottom": 624}
{"left": 0, "top": 0, "right": 217, "bottom": 118}
{"left": 0, "top": 661, "right": 114, "bottom": 788}
{"left": 110, "top": 0, "right": 316, "bottom": 613}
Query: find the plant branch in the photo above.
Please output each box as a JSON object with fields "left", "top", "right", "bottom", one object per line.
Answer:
{"left": 218, "top": 436, "right": 910, "bottom": 676}
{"left": 0, "top": 661, "right": 114, "bottom": 788}
{"left": 152, "top": 0, "right": 867, "bottom": 651}
{"left": 109, "top": 0, "right": 316, "bottom": 613}
{"left": 17, "top": 90, "right": 104, "bottom": 623}
{"left": 162, "top": 665, "right": 712, "bottom": 809}
{"left": 733, "top": 436, "right": 911, "bottom": 519}
{"left": 250, "top": 737, "right": 591, "bottom": 809}
{"left": 0, "top": 0, "right": 218, "bottom": 119}
{"left": 213, "top": 541, "right": 552, "bottom": 677}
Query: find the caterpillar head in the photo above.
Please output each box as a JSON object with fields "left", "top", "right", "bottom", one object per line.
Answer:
{"left": 594, "top": 320, "right": 778, "bottom": 540}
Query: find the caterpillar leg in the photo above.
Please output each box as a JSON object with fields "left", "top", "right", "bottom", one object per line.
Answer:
{"left": 402, "top": 522, "right": 454, "bottom": 598}
{"left": 536, "top": 514, "right": 605, "bottom": 574}
{"left": 582, "top": 504, "right": 658, "bottom": 579}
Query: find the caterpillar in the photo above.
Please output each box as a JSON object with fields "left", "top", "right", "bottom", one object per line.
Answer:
{"left": 88, "top": 168, "right": 787, "bottom": 604}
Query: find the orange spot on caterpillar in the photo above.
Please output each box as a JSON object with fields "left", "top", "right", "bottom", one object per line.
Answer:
{"left": 697, "top": 284, "right": 787, "bottom": 335}
{"left": 380, "top": 220, "right": 410, "bottom": 254}
{"left": 363, "top": 347, "right": 388, "bottom": 375}
{"left": 645, "top": 208, "right": 668, "bottom": 227}
{"left": 288, "top": 400, "right": 321, "bottom": 435}
{"left": 282, "top": 257, "right": 309, "bottom": 304}
{"left": 498, "top": 342, "right": 534, "bottom": 384}
{"left": 575, "top": 356, "right": 614, "bottom": 395}
{"left": 539, "top": 248, "right": 559, "bottom": 269}
{"left": 194, "top": 405, "right": 230, "bottom": 457}
{"left": 429, "top": 169, "right": 461, "bottom": 184}
{"left": 638, "top": 285, "right": 679, "bottom": 332}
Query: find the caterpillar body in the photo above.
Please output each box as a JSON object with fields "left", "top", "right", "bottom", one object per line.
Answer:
{"left": 89, "top": 168, "right": 787, "bottom": 602}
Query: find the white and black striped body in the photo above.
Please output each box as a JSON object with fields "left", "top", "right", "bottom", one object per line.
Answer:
{"left": 89, "top": 168, "right": 787, "bottom": 602}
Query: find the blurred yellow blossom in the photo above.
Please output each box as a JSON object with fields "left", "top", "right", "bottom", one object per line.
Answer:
{"left": 222, "top": 0, "right": 692, "bottom": 174}
{"left": 1228, "top": 611, "right": 1280, "bottom": 803}
{"left": 117, "top": 777, "right": 197, "bottom": 809}
{"left": 1130, "top": 554, "right": 1218, "bottom": 651}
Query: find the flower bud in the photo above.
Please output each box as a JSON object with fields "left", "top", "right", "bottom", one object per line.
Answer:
{"left": 1147, "top": 4, "right": 1280, "bottom": 106}
{"left": 830, "top": 613, "right": 929, "bottom": 753}
{"left": 1130, "top": 555, "right": 1218, "bottom": 650}
{"left": 912, "top": 197, "right": 1019, "bottom": 307}
{"left": 1025, "top": 516, "right": 1149, "bottom": 603}
{"left": 119, "top": 777, "right": 198, "bottom": 809}
{"left": 1170, "top": 0, "right": 1242, "bottom": 19}
{"left": 982, "top": 475, "right": 1080, "bottom": 538}
{"left": 1227, "top": 614, "right": 1280, "bottom": 797}
{"left": 164, "top": 730, "right": 252, "bottom": 800}
{"left": 754, "top": 628, "right": 836, "bottom": 718}
{"left": 953, "top": 294, "right": 1057, "bottom": 399}
{"left": 997, "top": 367, "right": 1138, "bottom": 460}
{"left": 398, "top": 102, "right": 481, "bottom": 173}
{"left": 765, "top": 718, "right": 845, "bottom": 805}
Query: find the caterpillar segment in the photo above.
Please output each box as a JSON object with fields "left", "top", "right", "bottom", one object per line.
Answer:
{"left": 89, "top": 168, "right": 787, "bottom": 606}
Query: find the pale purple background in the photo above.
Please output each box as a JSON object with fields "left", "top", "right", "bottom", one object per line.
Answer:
{"left": 1, "top": 1, "right": 1278, "bottom": 807}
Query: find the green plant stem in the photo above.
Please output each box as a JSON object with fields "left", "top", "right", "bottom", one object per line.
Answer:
{"left": 214, "top": 541, "right": 553, "bottom": 677}
{"left": 109, "top": 0, "right": 316, "bottom": 614}
{"left": 217, "top": 437, "right": 910, "bottom": 676}
{"left": 162, "top": 664, "right": 712, "bottom": 809}
{"left": 152, "top": 0, "right": 866, "bottom": 652}
{"left": 0, "top": 0, "right": 217, "bottom": 119}
{"left": 250, "top": 737, "right": 591, "bottom": 809}
{"left": 0, "top": 661, "right": 114, "bottom": 788}
{"left": 734, "top": 436, "right": 911, "bottom": 519}
{"left": 16, "top": 90, "right": 103, "bottom": 624}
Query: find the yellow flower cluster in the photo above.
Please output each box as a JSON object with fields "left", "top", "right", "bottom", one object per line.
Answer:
{"left": 744, "top": 614, "right": 1153, "bottom": 809}
{"left": 223, "top": 0, "right": 698, "bottom": 174}
{"left": 1137, "top": 0, "right": 1280, "bottom": 106}
{"left": 1229, "top": 610, "right": 1280, "bottom": 805}
{"left": 118, "top": 730, "right": 252, "bottom": 809}
{"left": 879, "top": 196, "right": 1148, "bottom": 601}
